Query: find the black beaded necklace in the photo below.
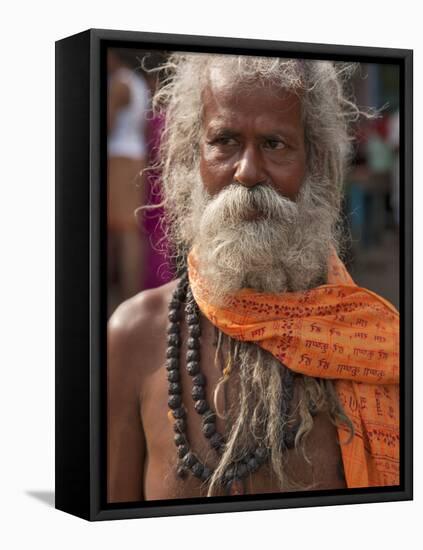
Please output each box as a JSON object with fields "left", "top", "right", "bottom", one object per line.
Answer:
{"left": 166, "top": 272, "right": 316, "bottom": 496}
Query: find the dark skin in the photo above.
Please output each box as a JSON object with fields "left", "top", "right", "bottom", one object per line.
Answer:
{"left": 199, "top": 71, "right": 307, "bottom": 198}
{"left": 107, "top": 74, "right": 347, "bottom": 503}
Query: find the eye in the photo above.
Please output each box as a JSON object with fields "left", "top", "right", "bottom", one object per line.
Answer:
{"left": 207, "top": 135, "right": 238, "bottom": 147}
{"left": 264, "top": 138, "right": 286, "bottom": 150}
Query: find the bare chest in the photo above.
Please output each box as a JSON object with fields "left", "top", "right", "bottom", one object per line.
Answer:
{"left": 140, "top": 315, "right": 346, "bottom": 500}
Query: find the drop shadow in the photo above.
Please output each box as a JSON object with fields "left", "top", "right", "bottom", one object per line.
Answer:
{"left": 26, "top": 490, "right": 55, "bottom": 508}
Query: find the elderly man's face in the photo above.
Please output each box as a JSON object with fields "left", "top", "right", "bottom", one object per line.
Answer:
{"left": 199, "top": 72, "right": 307, "bottom": 201}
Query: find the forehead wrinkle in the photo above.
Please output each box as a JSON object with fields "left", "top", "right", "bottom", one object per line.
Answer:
{"left": 201, "top": 64, "right": 259, "bottom": 114}
{"left": 203, "top": 102, "right": 304, "bottom": 140}
{"left": 203, "top": 78, "right": 302, "bottom": 117}
{"left": 200, "top": 68, "right": 305, "bottom": 142}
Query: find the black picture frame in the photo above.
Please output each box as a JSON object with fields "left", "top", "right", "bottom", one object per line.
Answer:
{"left": 55, "top": 28, "right": 413, "bottom": 521}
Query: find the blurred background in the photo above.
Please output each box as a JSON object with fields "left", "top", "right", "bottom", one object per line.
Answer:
{"left": 107, "top": 48, "right": 400, "bottom": 317}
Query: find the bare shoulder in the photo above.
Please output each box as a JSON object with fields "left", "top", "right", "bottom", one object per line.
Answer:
{"left": 107, "top": 282, "right": 182, "bottom": 503}
{"left": 108, "top": 280, "right": 178, "bottom": 382}
{"left": 109, "top": 280, "right": 178, "bottom": 335}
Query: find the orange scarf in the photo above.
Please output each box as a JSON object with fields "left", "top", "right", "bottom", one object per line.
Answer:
{"left": 187, "top": 250, "right": 400, "bottom": 488}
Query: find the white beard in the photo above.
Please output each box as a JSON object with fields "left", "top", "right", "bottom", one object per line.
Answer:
{"left": 190, "top": 178, "right": 337, "bottom": 306}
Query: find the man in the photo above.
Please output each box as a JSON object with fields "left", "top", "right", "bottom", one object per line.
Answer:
{"left": 107, "top": 54, "right": 399, "bottom": 502}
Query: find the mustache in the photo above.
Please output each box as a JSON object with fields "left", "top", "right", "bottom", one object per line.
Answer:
{"left": 192, "top": 174, "right": 334, "bottom": 302}
{"left": 199, "top": 183, "right": 299, "bottom": 227}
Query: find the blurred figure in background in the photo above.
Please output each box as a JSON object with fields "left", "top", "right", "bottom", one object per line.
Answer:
{"left": 345, "top": 110, "right": 399, "bottom": 309}
{"left": 364, "top": 115, "right": 394, "bottom": 245}
{"left": 107, "top": 49, "right": 150, "bottom": 307}
{"left": 141, "top": 53, "right": 173, "bottom": 290}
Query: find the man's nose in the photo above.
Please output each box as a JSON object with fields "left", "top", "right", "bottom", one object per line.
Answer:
{"left": 233, "top": 146, "right": 267, "bottom": 187}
